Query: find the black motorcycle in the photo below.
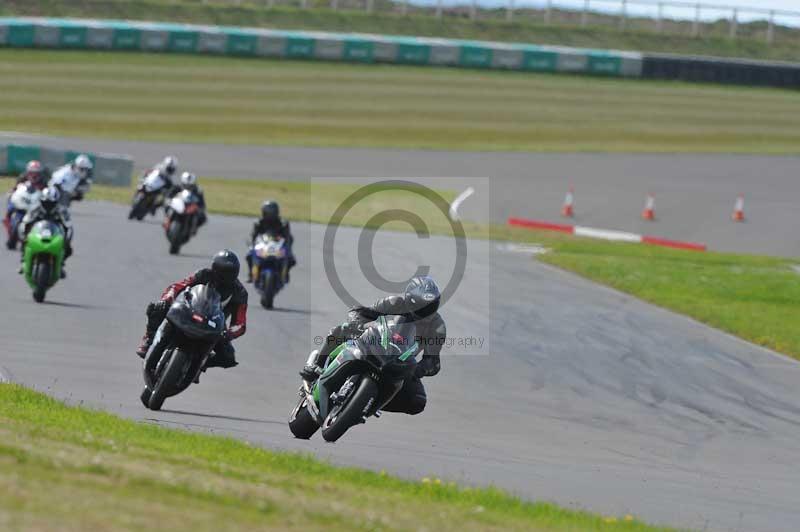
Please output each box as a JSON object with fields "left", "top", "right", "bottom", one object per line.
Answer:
{"left": 289, "top": 315, "right": 419, "bottom": 442}
{"left": 141, "top": 284, "right": 226, "bottom": 411}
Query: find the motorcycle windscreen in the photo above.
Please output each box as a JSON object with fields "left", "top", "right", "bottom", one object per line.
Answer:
{"left": 358, "top": 316, "right": 419, "bottom": 376}
{"left": 30, "top": 220, "right": 64, "bottom": 240}
{"left": 167, "top": 284, "right": 226, "bottom": 341}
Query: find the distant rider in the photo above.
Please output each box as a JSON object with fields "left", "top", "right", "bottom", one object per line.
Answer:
{"left": 165, "top": 172, "right": 207, "bottom": 233}
{"left": 136, "top": 250, "right": 248, "bottom": 374}
{"left": 49, "top": 154, "right": 93, "bottom": 203}
{"left": 141, "top": 156, "right": 179, "bottom": 198}
{"left": 5, "top": 161, "right": 48, "bottom": 249}
{"left": 301, "top": 275, "right": 446, "bottom": 416}
{"left": 246, "top": 200, "right": 295, "bottom": 282}
{"left": 13, "top": 160, "right": 48, "bottom": 190}
{"left": 18, "top": 187, "right": 73, "bottom": 277}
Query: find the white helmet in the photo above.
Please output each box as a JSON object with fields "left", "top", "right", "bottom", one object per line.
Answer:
{"left": 161, "top": 156, "right": 178, "bottom": 177}
{"left": 40, "top": 186, "right": 61, "bottom": 213}
{"left": 180, "top": 172, "right": 197, "bottom": 187}
{"left": 74, "top": 154, "right": 93, "bottom": 179}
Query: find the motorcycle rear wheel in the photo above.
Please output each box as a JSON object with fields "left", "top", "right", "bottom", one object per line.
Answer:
{"left": 321, "top": 376, "right": 378, "bottom": 443}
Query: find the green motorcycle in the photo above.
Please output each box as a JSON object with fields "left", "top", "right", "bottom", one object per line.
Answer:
{"left": 289, "top": 315, "right": 419, "bottom": 442}
{"left": 23, "top": 220, "right": 65, "bottom": 303}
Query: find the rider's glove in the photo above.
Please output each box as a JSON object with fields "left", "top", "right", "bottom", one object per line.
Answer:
{"left": 349, "top": 305, "right": 379, "bottom": 323}
{"left": 415, "top": 356, "right": 440, "bottom": 379}
{"left": 300, "top": 364, "right": 322, "bottom": 382}
{"left": 146, "top": 300, "right": 170, "bottom": 319}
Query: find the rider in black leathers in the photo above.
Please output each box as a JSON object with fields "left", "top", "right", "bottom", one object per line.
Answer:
{"left": 246, "top": 200, "right": 295, "bottom": 282}
{"left": 301, "top": 276, "right": 446, "bottom": 415}
{"left": 135, "top": 250, "right": 248, "bottom": 374}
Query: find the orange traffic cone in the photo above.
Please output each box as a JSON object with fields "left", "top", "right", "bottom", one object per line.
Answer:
{"left": 732, "top": 194, "right": 745, "bottom": 222}
{"left": 561, "top": 186, "right": 575, "bottom": 218}
{"left": 641, "top": 194, "right": 655, "bottom": 221}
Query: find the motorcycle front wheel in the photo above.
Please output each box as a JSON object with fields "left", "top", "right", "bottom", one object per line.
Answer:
{"left": 321, "top": 376, "right": 378, "bottom": 443}
{"left": 32, "top": 258, "right": 51, "bottom": 303}
{"left": 260, "top": 270, "right": 277, "bottom": 309}
{"left": 167, "top": 220, "right": 182, "bottom": 255}
{"left": 148, "top": 348, "right": 189, "bottom": 411}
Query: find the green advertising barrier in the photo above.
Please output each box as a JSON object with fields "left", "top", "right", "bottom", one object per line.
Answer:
{"left": 0, "top": 17, "right": 644, "bottom": 79}
{"left": 112, "top": 27, "right": 141, "bottom": 49}
{"left": 7, "top": 145, "right": 41, "bottom": 175}
{"left": 588, "top": 53, "right": 623, "bottom": 76}
{"left": 522, "top": 49, "right": 558, "bottom": 72}
{"left": 7, "top": 21, "right": 34, "bottom": 47}
{"left": 396, "top": 42, "right": 430, "bottom": 65}
{"left": 459, "top": 45, "right": 493, "bottom": 68}
{"left": 225, "top": 31, "right": 258, "bottom": 56}
{"left": 343, "top": 39, "right": 373, "bottom": 62}
{"left": 286, "top": 36, "right": 315, "bottom": 58}
{"left": 167, "top": 29, "right": 199, "bottom": 53}
{"left": 59, "top": 24, "right": 87, "bottom": 48}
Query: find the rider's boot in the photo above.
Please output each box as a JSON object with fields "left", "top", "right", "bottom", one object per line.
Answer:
{"left": 135, "top": 333, "right": 153, "bottom": 359}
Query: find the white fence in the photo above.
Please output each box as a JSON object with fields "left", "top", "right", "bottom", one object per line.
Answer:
{"left": 211, "top": 0, "right": 800, "bottom": 44}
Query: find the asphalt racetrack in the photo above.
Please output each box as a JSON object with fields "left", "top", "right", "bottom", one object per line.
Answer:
{"left": 6, "top": 133, "right": 800, "bottom": 256}
{"left": 3, "top": 199, "right": 800, "bottom": 532}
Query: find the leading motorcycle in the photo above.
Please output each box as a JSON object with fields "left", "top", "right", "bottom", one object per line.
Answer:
{"left": 289, "top": 315, "right": 419, "bottom": 442}
{"left": 164, "top": 189, "right": 201, "bottom": 255}
{"left": 140, "top": 284, "right": 226, "bottom": 411}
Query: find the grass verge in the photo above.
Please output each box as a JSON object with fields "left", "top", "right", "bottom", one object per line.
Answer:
{"left": 2, "top": 49, "right": 800, "bottom": 153}
{"left": 537, "top": 239, "right": 800, "bottom": 359}
{"left": 4, "top": 0, "right": 800, "bottom": 63}
{"left": 33, "top": 175, "right": 800, "bottom": 362}
{"left": 0, "top": 383, "right": 672, "bottom": 531}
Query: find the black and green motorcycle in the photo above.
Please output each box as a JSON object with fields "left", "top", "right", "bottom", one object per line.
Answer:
{"left": 289, "top": 315, "right": 419, "bottom": 442}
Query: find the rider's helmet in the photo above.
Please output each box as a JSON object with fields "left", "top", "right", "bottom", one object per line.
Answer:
{"left": 211, "top": 250, "right": 240, "bottom": 289}
{"left": 73, "top": 154, "right": 93, "bottom": 179}
{"left": 39, "top": 187, "right": 61, "bottom": 215}
{"left": 404, "top": 275, "right": 441, "bottom": 320}
{"left": 261, "top": 200, "right": 279, "bottom": 222}
{"left": 179, "top": 172, "right": 198, "bottom": 191}
{"left": 24, "top": 160, "right": 46, "bottom": 189}
{"left": 161, "top": 156, "right": 178, "bottom": 178}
